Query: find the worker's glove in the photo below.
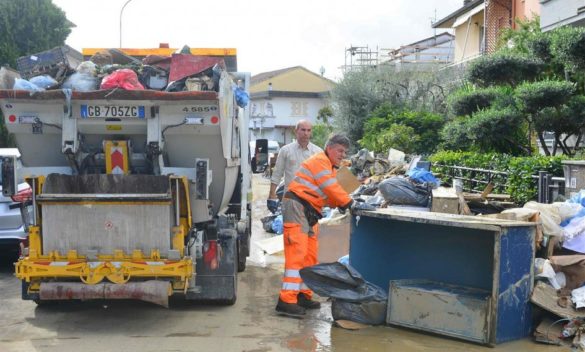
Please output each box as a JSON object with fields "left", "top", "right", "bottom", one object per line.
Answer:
{"left": 337, "top": 200, "right": 353, "bottom": 215}
{"left": 267, "top": 199, "right": 280, "bottom": 214}
{"left": 350, "top": 201, "right": 376, "bottom": 214}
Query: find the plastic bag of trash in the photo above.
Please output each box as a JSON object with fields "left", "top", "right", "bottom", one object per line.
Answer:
{"left": 29, "top": 75, "right": 57, "bottom": 89}
{"left": 378, "top": 177, "right": 430, "bottom": 207}
{"left": 100, "top": 69, "right": 145, "bottom": 90}
{"left": 13, "top": 78, "right": 44, "bottom": 91}
{"left": 300, "top": 262, "right": 387, "bottom": 325}
{"left": 271, "top": 214, "right": 283, "bottom": 234}
{"left": 76, "top": 61, "right": 97, "bottom": 76}
{"left": 62, "top": 72, "right": 98, "bottom": 91}
{"left": 233, "top": 85, "right": 249, "bottom": 108}
{"left": 331, "top": 299, "right": 387, "bottom": 325}
{"left": 406, "top": 167, "right": 440, "bottom": 188}
{"left": 261, "top": 214, "right": 277, "bottom": 233}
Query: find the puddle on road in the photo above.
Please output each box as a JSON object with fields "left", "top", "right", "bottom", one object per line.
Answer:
{"left": 284, "top": 304, "right": 564, "bottom": 352}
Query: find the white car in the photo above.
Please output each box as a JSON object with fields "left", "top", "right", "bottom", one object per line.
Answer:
{"left": 0, "top": 149, "right": 31, "bottom": 258}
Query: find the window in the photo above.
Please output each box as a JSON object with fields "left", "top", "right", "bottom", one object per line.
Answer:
{"left": 291, "top": 101, "right": 308, "bottom": 116}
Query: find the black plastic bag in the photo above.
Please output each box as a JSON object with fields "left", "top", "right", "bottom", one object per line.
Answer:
{"left": 378, "top": 177, "right": 430, "bottom": 207}
{"left": 300, "top": 262, "right": 387, "bottom": 325}
{"left": 261, "top": 214, "right": 277, "bottom": 233}
{"left": 331, "top": 299, "right": 387, "bottom": 325}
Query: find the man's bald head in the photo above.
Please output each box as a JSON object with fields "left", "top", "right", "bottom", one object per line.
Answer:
{"left": 295, "top": 119, "right": 312, "bottom": 147}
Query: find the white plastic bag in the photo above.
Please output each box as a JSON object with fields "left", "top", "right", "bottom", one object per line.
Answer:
{"left": 76, "top": 61, "right": 97, "bottom": 76}
{"left": 523, "top": 201, "right": 563, "bottom": 237}
{"left": 29, "top": 75, "right": 57, "bottom": 89}
{"left": 13, "top": 78, "right": 44, "bottom": 91}
{"left": 535, "top": 258, "right": 565, "bottom": 289}
{"left": 62, "top": 72, "right": 98, "bottom": 91}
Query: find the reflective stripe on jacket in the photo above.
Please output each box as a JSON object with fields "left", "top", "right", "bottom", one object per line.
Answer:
{"left": 287, "top": 151, "right": 352, "bottom": 212}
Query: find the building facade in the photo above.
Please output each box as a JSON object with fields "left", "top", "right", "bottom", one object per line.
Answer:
{"left": 249, "top": 66, "right": 334, "bottom": 145}
{"left": 433, "top": 0, "right": 540, "bottom": 65}
{"left": 540, "top": 0, "right": 585, "bottom": 32}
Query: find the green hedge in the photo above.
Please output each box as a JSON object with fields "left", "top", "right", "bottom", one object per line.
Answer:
{"left": 429, "top": 151, "right": 567, "bottom": 204}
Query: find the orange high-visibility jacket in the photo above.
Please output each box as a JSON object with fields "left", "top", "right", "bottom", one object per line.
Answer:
{"left": 288, "top": 151, "right": 352, "bottom": 213}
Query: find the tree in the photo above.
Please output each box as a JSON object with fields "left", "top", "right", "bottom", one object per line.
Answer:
{"left": 359, "top": 104, "right": 445, "bottom": 154}
{"left": 311, "top": 123, "right": 334, "bottom": 150}
{"left": 497, "top": 16, "right": 542, "bottom": 55}
{"left": 0, "top": 0, "right": 73, "bottom": 68}
{"left": 316, "top": 106, "right": 333, "bottom": 125}
{"left": 441, "top": 19, "right": 585, "bottom": 156}
{"left": 0, "top": 0, "right": 72, "bottom": 147}
{"left": 332, "top": 66, "right": 463, "bottom": 149}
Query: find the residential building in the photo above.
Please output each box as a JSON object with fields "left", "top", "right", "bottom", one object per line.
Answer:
{"left": 433, "top": 0, "right": 540, "bottom": 65}
{"left": 540, "top": 0, "right": 585, "bottom": 32}
{"left": 249, "top": 66, "right": 335, "bottom": 145}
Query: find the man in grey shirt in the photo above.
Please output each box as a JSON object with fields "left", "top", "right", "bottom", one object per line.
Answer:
{"left": 267, "top": 119, "right": 323, "bottom": 212}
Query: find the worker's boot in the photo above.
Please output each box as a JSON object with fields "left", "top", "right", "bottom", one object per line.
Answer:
{"left": 275, "top": 298, "right": 306, "bottom": 317}
{"left": 297, "top": 293, "right": 321, "bottom": 309}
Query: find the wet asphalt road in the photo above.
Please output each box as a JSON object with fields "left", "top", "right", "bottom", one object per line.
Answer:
{"left": 0, "top": 175, "right": 566, "bottom": 352}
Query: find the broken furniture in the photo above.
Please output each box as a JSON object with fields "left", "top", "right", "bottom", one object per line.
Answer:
{"left": 350, "top": 209, "right": 536, "bottom": 345}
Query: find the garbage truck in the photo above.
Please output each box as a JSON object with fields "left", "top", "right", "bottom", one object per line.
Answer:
{"left": 0, "top": 60, "right": 251, "bottom": 306}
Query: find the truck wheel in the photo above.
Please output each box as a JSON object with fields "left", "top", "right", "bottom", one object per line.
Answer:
{"left": 237, "top": 238, "right": 246, "bottom": 272}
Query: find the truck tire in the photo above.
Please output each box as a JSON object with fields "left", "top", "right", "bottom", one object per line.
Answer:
{"left": 237, "top": 238, "right": 246, "bottom": 272}
{"left": 237, "top": 212, "right": 251, "bottom": 273}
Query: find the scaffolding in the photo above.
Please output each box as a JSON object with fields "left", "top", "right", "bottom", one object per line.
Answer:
{"left": 382, "top": 33, "right": 455, "bottom": 65}
{"left": 341, "top": 45, "right": 379, "bottom": 72}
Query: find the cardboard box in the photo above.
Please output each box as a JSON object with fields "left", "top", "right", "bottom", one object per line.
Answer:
{"left": 431, "top": 187, "right": 460, "bottom": 214}
{"left": 318, "top": 214, "right": 350, "bottom": 263}
{"left": 336, "top": 166, "right": 360, "bottom": 194}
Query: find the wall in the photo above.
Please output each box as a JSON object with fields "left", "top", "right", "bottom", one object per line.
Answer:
{"left": 249, "top": 68, "right": 334, "bottom": 94}
{"left": 454, "top": 12, "right": 485, "bottom": 62}
{"left": 249, "top": 96, "right": 329, "bottom": 145}
{"left": 541, "top": 0, "right": 585, "bottom": 31}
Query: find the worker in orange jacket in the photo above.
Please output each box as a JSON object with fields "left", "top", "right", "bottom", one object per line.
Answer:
{"left": 276, "top": 134, "right": 354, "bottom": 317}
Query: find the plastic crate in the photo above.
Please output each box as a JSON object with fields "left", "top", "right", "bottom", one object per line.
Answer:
{"left": 16, "top": 45, "right": 83, "bottom": 79}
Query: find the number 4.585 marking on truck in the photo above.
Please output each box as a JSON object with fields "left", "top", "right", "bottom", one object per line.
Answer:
{"left": 182, "top": 106, "right": 218, "bottom": 113}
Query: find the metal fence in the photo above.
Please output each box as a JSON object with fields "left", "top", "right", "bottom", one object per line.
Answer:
{"left": 432, "top": 164, "right": 509, "bottom": 194}
{"left": 434, "top": 164, "right": 565, "bottom": 204}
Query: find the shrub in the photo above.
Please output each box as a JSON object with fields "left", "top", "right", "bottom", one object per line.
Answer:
{"left": 447, "top": 86, "right": 513, "bottom": 117}
{"left": 429, "top": 151, "right": 566, "bottom": 204}
{"left": 467, "top": 53, "right": 543, "bottom": 87}
{"left": 515, "top": 80, "right": 575, "bottom": 114}
{"left": 359, "top": 105, "right": 445, "bottom": 154}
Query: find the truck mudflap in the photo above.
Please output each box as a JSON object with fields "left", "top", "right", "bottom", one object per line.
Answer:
{"left": 39, "top": 280, "right": 172, "bottom": 307}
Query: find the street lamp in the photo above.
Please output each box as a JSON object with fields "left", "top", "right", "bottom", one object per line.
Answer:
{"left": 119, "top": 0, "right": 135, "bottom": 48}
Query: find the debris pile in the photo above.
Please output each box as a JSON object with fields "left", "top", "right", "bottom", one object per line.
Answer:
{"left": 2, "top": 45, "right": 249, "bottom": 107}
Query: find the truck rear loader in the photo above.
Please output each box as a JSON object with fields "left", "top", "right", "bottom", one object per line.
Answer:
{"left": 0, "top": 59, "right": 251, "bottom": 306}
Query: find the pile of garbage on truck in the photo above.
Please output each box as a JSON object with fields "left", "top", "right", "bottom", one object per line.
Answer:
{"left": 0, "top": 44, "right": 248, "bottom": 107}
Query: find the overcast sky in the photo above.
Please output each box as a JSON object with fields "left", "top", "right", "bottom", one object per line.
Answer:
{"left": 52, "top": 0, "right": 463, "bottom": 80}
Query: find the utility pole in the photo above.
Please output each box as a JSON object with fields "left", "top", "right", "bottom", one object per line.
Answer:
{"left": 119, "top": 0, "right": 135, "bottom": 48}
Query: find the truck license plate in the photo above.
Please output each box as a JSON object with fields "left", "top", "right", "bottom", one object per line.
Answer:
{"left": 80, "top": 105, "right": 145, "bottom": 119}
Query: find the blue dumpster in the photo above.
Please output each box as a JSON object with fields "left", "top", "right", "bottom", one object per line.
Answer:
{"left": 350, "top": 209, "right": 536, "bottom": 345}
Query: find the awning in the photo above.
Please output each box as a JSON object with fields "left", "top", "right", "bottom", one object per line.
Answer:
{"left": 453, "top": 3, "right": 485, "bottom": 28}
